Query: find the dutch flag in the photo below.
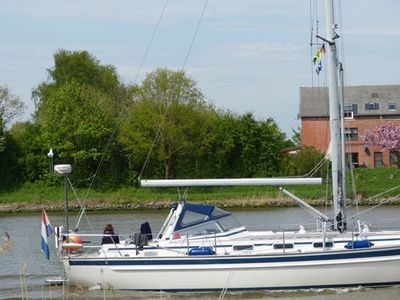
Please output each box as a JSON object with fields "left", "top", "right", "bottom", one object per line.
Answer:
{"left": 41, "top": 208, "right": 54, "bottom": 260}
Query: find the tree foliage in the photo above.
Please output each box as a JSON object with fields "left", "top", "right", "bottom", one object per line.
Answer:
{"left": 291, "top": 126, "right": 301, "bottom": 147}
{"left": 0, "top": 85, "right": 25, "bottom": 153}
{"left": 223, "top": 113, "right": 286, "bottom": 177}
{"left": 9, "top": 121, "right": 49, "bottom": 182}
{"left": 1, "top": 50, "right": 299, "bottom": 192}
{"left": 0, "top": 85, "right": 25, "bottom": 125}
{"left": 33, "top": 50, "right": 129, "bottom": 187}
{"left": 119, "top": 68, "right": 215, "bottom": 179}
{"left": 47, "top": 50, "right": 119, "bottom": 92}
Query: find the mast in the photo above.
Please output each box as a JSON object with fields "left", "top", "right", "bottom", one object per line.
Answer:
{"left": 324, "top": 0, "right": 346, "bottom": 231}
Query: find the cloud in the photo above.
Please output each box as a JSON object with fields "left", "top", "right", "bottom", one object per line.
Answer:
{"left": 1, "top": 0, "right": 399, "bottom": 136}
{"left": 1, "top": 1, "right": 159, "bottom": 23}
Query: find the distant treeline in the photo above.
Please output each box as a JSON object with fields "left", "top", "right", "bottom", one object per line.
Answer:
{"left": 0, "top": 50, "right": 324, "bottom": 191}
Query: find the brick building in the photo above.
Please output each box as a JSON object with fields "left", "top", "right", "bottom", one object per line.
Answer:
{"left": 299, "top": 85, "right": 400, "bottom": 168}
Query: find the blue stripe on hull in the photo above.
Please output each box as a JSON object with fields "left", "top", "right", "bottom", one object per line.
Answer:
{"left": 119, "top": 281, "right": 400, "bottom": 292}
{"left": 69, "top": 247, "right": 400, "bottom": 266}
{"left": 104, "top": 237, "right": 400, "bottom": 251}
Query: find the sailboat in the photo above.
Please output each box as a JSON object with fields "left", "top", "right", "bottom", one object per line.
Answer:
{"left": 57, "top": 0, "right": 400, "bottom": 291}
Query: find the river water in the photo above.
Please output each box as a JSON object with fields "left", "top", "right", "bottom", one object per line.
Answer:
{"left": 1, "top": 205, "right": 400, "bottom": 299}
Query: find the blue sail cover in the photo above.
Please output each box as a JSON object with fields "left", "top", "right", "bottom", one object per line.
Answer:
{"left": 174, "top": 203, "right": 230, "bottom": 231}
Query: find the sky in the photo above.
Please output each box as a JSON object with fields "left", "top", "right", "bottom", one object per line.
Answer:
{"left": 0, "top": 0, "right": 399, "bottom": 137}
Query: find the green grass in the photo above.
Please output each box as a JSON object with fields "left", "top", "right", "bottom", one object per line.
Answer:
{"left": 351, "top": 167, "right": 400, "bottom": 198}
{"left": 1, "top": 167, "right": 400, "bottom": 209}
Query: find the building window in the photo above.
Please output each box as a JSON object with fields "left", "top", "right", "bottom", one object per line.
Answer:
{"left": 344, "top": 104, "right": 353, "bottom": 119}
{"left": 374, "top": 152, "right": 383, "bottom": 168}
{"left": 390, "top": 151, "right": 398, "bottom": 166}
{"left": 343, "top": 104, "right": 357, "bottom": 119}
{"left": 371, "top": 92, "right": 379, "bottom": 98}
{"left": 388, "top": 103, "right": 397, "bottom": 111}
{"left": 344, "top": 128, "right": 358, "bottom": 140}
{"left": 365, "top": 102, "right": 379, "bottom": 110}
{"left": 344, "top": 111, "right": 353, "bottom": 119}
{"left": 346, "top": 152, "right": 359, "bottom": 168}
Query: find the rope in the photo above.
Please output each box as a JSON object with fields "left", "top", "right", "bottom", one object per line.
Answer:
{"left": 337, "top": 0, "right": 346, "bottom": 72}
{"left": 347, "top": 185, "right": 400, "bottom": 220}
{"left": 305, "top": 157, "right": 327, "bottom": 177}
{"left": 133, "top": 0, "right": 169, "bottom": 84}
{"left": 64, "top": 177, "right": 95, "bottom": 232}
{"left": 181, "top": 0, "right": 208, "bottom": 70}
{"left": 138, "top": 0, "right": 209, "bottom": 178}
{"left": 308, "top": 0, "right": 330, "bottom": 165}
{"left": 74, "top": 1, "right": 170, "bottom": 231}
{"left": 138, "top": 107, "right": 166, "bottom": 179}
{"left": 324, "top": 160, "right": 330, "bottom": 212}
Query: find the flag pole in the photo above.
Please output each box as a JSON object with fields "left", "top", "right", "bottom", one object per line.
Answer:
{"left": 64, "top": 175, "right": 69, "bottom": 234}
{"left": 54, "top": 164, "right": 72, "bottom": 234}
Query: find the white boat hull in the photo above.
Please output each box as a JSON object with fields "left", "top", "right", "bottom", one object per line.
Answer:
{"left": 63, "top": 247, "right": 400, "bottom": 291}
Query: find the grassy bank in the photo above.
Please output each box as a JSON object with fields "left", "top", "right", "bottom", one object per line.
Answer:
{"left": 1, "top": 168, "right": 400, "bottom": 213}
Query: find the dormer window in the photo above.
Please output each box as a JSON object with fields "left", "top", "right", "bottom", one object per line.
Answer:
{"left": 371, "top": 92, "right": 379, "bottom": 98}
{"left": 365, "top": 102, "right": 379, "bottom": 110}
{"left": 388, "top": 103, "right": 397, "bottom": 111}
{"left": 344, "top": 104, "right": 355, "bottom": 119}
{"left": 344, "top": 111, "right": 353, "bottom": 119}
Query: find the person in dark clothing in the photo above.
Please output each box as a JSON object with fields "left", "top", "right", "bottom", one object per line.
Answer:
{"left": 101, "top": 224, "right": 120, "bottom": 245}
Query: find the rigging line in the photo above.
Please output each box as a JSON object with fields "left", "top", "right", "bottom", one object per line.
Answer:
{"left": 181, "top": 0, "right": 209, "bottom": 70}
{"left": 305, "top": 157, "right": 327, "bottom": 177}
{"left": 74, "top": 2, "right": 170, "bottom": 231}
{"left": 337, "top": 0, "right": 346, "bottom": 70}
{"left": 138, "top": 0, "right": 209, "bottom": 179}
{"left": 337, "top": 0, "right": 355, "bottom": 215}
{"left": 345, "top": 184, "right": 400, "bottom": 222}
{"left": 85, "top": 0, "right": 170, "bottom": 193}
{"left": 309, "top": 0, "right": 313, "bottom": 46}
{"left": 91, "top": 1, "right": 170, "bottom": 183}
{"left": 324, "top": 159, "right": 330, "bottom": 212}
{"left": 133, "top": 0, "right": 169, "bottom": 84}
{"left": 307, "top": 160, "right": 327, "bottom": 178}
{"left": 66, "top": 177, "right": 95, "bottom": 232}
{"left": 344, "top": 133, "right": 359, "bottom": 205}
{"left": 84, "top": 127, "right": 118, "bottom": 202}
{"left": 345, "top": 191, "right": 400, "bottom": 223}
{"left": 309, "top": 0, "right": 316, "bottom": 89}
{"left": 309, "top": 0, "right": 315, "bottom": 144}
{"left": 138, "top": 110, "right": 165, "bottom": 179}
{"left": 75, "top": 125, "right": 119, "bottom": 231}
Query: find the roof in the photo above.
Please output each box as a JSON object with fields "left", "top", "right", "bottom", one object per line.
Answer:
{"left": 299, "top": 85, "right": 400, "bottom": 118}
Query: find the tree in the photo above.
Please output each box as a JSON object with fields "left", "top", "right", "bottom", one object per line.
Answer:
{"left": 281, "top": 146, "right": 325, "bottom": 176}
{"left": 34, "top": 50, "right": 127, "bottom": 117}
{"left": 207, "top": 112, "right": 287, "bottom": 178}
{"left": 119, "top": 68, "right": 215, "bottom": 179}
{"left": 364, "top": 123, "right": 400, "bottom": 167}
{"left": 235, "top": 113, "right": 286, "bottom": 177}
{"left": 46, "top": 50, "right": 119, "bottom": 92}
{"left": 9, "top": 122, "right": 42, "bottom": 181}
{"left": 364, "top": 123, "right": 400, "bottom": 151}
{"left": 0, "top": 118, "right": 4, "bottom": 153}
{"left": 33, "top": 50, "right": 129, "bottom": 187}
{"left": 0, "top": 85, "right": 25, "bottom": 152}
{"left": 291, "top": 126, "right": 301, "bottom": 147}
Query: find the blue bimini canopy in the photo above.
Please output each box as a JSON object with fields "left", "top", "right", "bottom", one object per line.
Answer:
{"left": 174, "top": 203, "right": 231, "bottom": 231}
